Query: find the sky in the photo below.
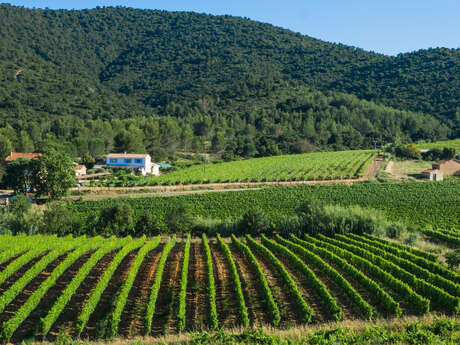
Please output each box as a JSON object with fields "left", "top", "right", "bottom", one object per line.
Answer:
{"left": 6, "top": 0, "right": 460, "bottom": 55}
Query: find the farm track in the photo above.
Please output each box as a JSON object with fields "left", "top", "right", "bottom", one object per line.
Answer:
{"left": 0, "top": 252, "right": 69, "bottom": 329}
{"left": 209, "top": 241, "right": 240, "bottom": 328}
{"left": 11, "top": 251, "right": 94, "bottom": 343}
{"left": 81, "top": 250, "right": 139, "bottom": 340}
{"left": 230, "top": 243, "right": 270, "bottom": 327}
{"left": 250, "top": 247, "right": 302, "bottom": 327}
{"left": 185, "top": 242, "right": 208, "bottom": 332}
{"left": 48, "top": 251, "right": 117, "bottom": 339}
{"left": 150, "top": 242, "right": 184, "bottom": 336}
{"left": 118, "top": 244, "right": 164, "bottom": 337}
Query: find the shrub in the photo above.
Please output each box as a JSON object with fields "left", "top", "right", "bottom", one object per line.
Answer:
{"left": 96, "top": 203, "right": 134, "bottom": 236}
{"left": 445, "top": 249, "right": 460, "bottom": 269}
{"left": 134, "top": 213, "right": 161, "bottom": 237}
{"left": 237, "top": 208, "right": 271, "bottom": 235}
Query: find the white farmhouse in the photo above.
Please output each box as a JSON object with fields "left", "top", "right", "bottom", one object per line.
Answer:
{"left": 106, "top": 153, "right": 160, "bottom": 176}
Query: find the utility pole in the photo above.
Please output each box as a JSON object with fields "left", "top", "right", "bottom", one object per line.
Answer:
{"left": 373, "top": 139, "right": 377, "bottom": 177}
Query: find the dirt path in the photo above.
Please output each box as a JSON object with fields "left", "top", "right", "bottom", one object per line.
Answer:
{"left": 230, "top": 243, "right": 271, "bottom": 327}
{"left": 118, "top": 244, "right": 164, "bottom": 337}
{"left": 185, "top": 242, "right": 208, "bottom": 331}
{"left": 150, "top": 242, "right": 184, "bottom": 336}
{"left": 209, "top": 241, "right": 240, "bottom": 328}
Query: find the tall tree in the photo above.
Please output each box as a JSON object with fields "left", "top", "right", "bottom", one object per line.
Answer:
{"left": 33, "top": 150, "right": 75, "bottom": 199}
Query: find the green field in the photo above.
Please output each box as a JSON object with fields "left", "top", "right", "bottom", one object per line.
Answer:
{"left": 417, "top": 139, "right": 460, "bottom": 152}
{"left": 69, "top": 181, "right": 460, "bottom": 232}
{"left": 94, "top": 150, "right": 373, "bottom": 187}
{"left": 1, "top": 233, "right": 459, "bottom": 343}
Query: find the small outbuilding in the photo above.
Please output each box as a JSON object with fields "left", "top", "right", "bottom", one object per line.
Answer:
{"left": 421, "top": 169, "right": 444, "bottom": 181}
{"left": 432, "top": 159, "right": 460, "bottom": 176}
{"left": 74, "top": 164, "right": 87, "bottom": 177}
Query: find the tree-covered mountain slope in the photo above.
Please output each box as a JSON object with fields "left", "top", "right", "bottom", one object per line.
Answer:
{"left": 0, "top": 4, "right": 458, "bottom": 158}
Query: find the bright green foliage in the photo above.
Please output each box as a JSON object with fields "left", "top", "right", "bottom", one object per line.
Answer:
{"left": 145, "top": 235, "right": 176, "bottom": 334}
{"left": 362, "top": 233, "right": 438, "bottom": 262}
{"left": 318, "top": 234, "right": 453, "bottom": 314}
{"left": 417, "top": 139, "right": 460, "bottom": 152}
{"left": 260, "top": 234, "right": 342, "bottom": 321}
{"left": 109, "top": 236, "right": 161, "bottom": 337}
{"left": 99, "top": 151, "right": 373, "bottom": 186}
{"left": 290, "top": 234, "right": 400, "bottom": 316}
{"left": 75, "top": 237, "right": 146, "bottom": 336}
{"left": 0, "top": 239, "right": 84, "bottom": 314}
{"left": 275, "top": 235, "right": 373, "bottom": 319}
{"left": 0, "top": 239, "right": 105, "bottom": 341}
{"left": 33, "top": 149, "right": 76, "bottom": 199}
{"left": 177, "top": 234, "right": 191, "bottom": 332}
{"left": 156, "top": 318, "right": 460, "bottom": 345}
{"left": 246, "top": 235, "right": 313, "bottom": 323}
{"left": 40, "top": 237, "right": 128, "bottom": 335}
{"left": 202, "top": 233, "right": 218, "bottom": 330}
{"left": 232, "top": 235, "right": 280, "bottom": 326}
{"left": 69, "top": 181, "right": 460, "bottom": 234}
{"left": 353, "top": 234, "right": 460, "bottom": 285}
{"left": 422, "top": 228, "right": 460, "bottom": 246}
{"left": 217, "top": 234, "right": 249, "bottom": 327}
{"left": 307, "top": 233, "right": 425, "bottom": 315}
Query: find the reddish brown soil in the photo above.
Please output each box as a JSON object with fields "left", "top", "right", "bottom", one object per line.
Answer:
{"left": 209, "top": 241, "right": 240, "bottom": 328}
{"left": 80, "top": 250, "right": 139, "bottom": 340}
{"left": 48, "top": 251, "right": 117, "bottom": 339}
{"left": 230, "top": 242, "right": 271, "bottom": 326}
{"left": 11, "top": 251, "right": 94, "bottom": 343}
{"left": 150, "top": 242, "right": 184, "bottom": 336}
{"left": 0, "top": 252, "right": 69, "bottom": 330}
{"left": 185, "top": 242, "right": 209, "bottom": 331}
{"left": 0, "top": 251, "right": 48, "bottom": 292}
{"left": 118, "top": 244, "right": 164, "bottom": 337}
{"left": 249, "top": 244, "right": 302, "bottom": 328}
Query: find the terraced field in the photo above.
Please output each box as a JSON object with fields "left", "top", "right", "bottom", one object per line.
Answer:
{"left": 417, "top": 139, "right": 460, "bottom": 152}
{"left": 95, "top": 150, "right": 373, "bottom": 187}
{"left": 1, "top": 233, "right": 459, "bottom": 342}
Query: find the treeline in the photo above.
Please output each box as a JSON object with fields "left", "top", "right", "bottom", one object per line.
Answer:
{"left": 0, "top": 4, "right": 459, "bottom": 141}
{"left": 0, "top": 195, "right": 411, "bottom": 241}
{"left": 0, "top": 86, "right": 451, "bottom": 169}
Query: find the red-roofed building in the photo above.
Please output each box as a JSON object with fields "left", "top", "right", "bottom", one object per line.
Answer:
{"left": 432, "top": 160, "right": 460, "bottom": 176}
{"left": 74, "top": 164, "right": 87, "bottom": 177}
{"left": 4, "top": 152, "right": 42, "bottom": 163}
{"left": 421, "top": 169, "right": 443, "bottom": 181}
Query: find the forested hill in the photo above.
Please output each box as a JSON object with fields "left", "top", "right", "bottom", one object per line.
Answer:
{"left": 0, "top": 4, "right": 459, "bottom": 159}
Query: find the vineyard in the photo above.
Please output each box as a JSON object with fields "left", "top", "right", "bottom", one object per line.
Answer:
{"left": 0, "top": 233, "right": 459, "bottom": 342}
{"left": 93, "top": 150, "right": 373, "bottom": 187}
{"left": 417, "top": 139, "right": 460, "bottom": 152}
{"left": 69, "top": 181, "right": 460, "bottom": 231}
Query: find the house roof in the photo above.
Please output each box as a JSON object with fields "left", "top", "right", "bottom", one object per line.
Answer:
{"left": 433, "top": 160, "right": 450, "bottom": 165}
{"left": 106, "top": 153, "right": 150, "bottom": 159}
{"left": 422, "top": 169, "right": 442, "bottom": 174}
{"left": 74, "top": 165, "right": 86, "bottom": 170}
{"left": 5, "top": 152, "right": 42, "bottom": 162}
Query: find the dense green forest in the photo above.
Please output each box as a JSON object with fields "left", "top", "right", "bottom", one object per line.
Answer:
{"left": 0, "top": 4, "right": 459, "bottom": 161}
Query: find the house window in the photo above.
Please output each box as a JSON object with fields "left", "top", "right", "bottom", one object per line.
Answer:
{"left": 135, "top": 159, "right": 142, "bottom": 164}
{"left": 110, "top": 158, "right": 117, "bottom": 163}
{"left": 125, "top": 158, "right": 132, "bottom": 163}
